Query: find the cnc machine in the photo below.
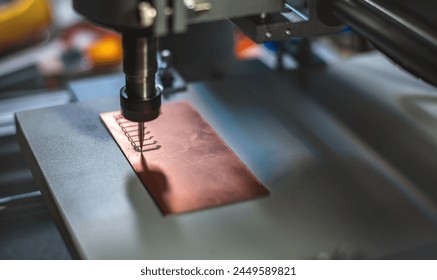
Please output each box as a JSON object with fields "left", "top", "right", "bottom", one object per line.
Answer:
{"left": 12, "top": 0, "right": 437, "bottom": 259}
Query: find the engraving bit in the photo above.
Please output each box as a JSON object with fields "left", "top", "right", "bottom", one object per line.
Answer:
{"left": 138, "top": 122, "right": 144, "bottom": 152}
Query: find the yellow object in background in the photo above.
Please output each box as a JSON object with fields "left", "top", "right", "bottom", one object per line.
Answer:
{"left": 0, "top": 0, "right": 52, "bottom": 50}
{"left": 87, "top": 35, "right": 123, "bottom": 67}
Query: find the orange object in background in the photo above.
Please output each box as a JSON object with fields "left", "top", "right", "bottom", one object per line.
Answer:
{"left": 61, "top": 23, "right": 123, "bottom": 69}
{"left": 87, "top": 34, "right": 123, "bottom": 67}
{"left": 0, "top": 0, "right": 52, "bottom": 51}
{"left": 234, "top": 30, "right": 261, "bottom": 60}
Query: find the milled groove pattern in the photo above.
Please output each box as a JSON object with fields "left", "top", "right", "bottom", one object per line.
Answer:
{"left": 114, "top": 114, "right": 161, "bottom": 152}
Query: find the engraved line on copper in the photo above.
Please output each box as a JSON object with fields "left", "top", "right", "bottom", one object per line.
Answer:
{"left": 114, "top": 115, "right": 161, "bottom": 152}
{"left": 133, "top": 136, "right": 154, "bottom": 142}
{"left": 125, "top": 130, "right": 151, "bottom": 135}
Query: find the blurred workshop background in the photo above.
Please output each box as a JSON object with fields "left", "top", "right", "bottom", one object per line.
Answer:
{"left": 0, "top": 0, "right": 124, "bottom": 259}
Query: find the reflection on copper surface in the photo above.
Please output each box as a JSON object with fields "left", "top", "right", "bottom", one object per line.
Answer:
{"left": 101, "top": 102, "right": 269, "bottom": 215}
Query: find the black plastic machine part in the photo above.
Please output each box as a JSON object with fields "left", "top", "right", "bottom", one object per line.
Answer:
{"left": 121, "top": 32, "right": 161, "bottom": 122}
{"left": 319, "top": 0, "right": 437, "bottom": 87}
{"left": 73, "top": 0, "right": 161, "bottom": 122}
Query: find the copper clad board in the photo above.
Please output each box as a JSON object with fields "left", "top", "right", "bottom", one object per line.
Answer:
{"left": 100, "top": 102, "right": 269, "bottom": 215}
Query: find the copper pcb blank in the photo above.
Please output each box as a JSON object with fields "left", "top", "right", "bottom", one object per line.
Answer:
{"left": 100, "top": 102, "right": 268, "bottom": 215}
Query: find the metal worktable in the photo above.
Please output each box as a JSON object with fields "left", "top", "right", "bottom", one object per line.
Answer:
{"left": 16, "top": 53, "right": 437, "bottom": 259}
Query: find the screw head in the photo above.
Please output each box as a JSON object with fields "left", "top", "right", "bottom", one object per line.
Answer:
{"left": 138, "top": 2, "right": 157, "bottom": 27}
{"left": 161, "top": 49, "right": 172, "bottom": 66}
